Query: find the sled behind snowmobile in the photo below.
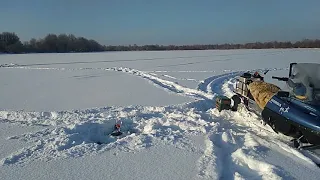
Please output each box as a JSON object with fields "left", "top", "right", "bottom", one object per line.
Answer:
{"left": 232, "top": 71, "right": 266, "bottom": 115}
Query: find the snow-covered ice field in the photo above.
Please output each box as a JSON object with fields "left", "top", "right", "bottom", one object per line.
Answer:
{"left": 0, "top": 49, "right": 320, "bottom": 180}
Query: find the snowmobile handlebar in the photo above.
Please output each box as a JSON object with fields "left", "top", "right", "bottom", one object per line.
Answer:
{"left": 272, "top": 76, "right": 289, "bottom": 81}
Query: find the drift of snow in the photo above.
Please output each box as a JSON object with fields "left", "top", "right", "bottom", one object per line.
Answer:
{"left": 0, "top": 49, "right": 320, "bottom": 180}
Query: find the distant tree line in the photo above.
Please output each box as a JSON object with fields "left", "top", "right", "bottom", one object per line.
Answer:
{"left": 0, "top": 32, "right": 105, "bottom": 53}
{"left": 1, "top": 32, "right": 320, "bottom": 54}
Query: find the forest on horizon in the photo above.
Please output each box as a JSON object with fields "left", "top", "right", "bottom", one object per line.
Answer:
{"left": 1, "top": 32, "right": 320, "bottom": 54}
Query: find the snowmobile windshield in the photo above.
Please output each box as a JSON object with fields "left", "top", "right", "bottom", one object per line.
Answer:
{"left": 289, "top": 63, "right": 320, "bottom": 103}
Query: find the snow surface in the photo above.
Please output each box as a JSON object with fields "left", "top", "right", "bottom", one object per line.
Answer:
{"left": 0, "top": 49, "right": 320, "bottom": 180}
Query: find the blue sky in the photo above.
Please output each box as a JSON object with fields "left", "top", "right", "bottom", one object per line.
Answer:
{"left": 1, "top": 0, "right": 320, "bottom": 45}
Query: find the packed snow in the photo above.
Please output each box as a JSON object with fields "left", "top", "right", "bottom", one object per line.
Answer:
{"left": 0, "top": 49, "right": 320, "bottom": 180}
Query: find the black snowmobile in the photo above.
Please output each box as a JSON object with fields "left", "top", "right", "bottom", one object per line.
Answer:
{"left": 229, "top": 63, "right": 320, "bottom": 149}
